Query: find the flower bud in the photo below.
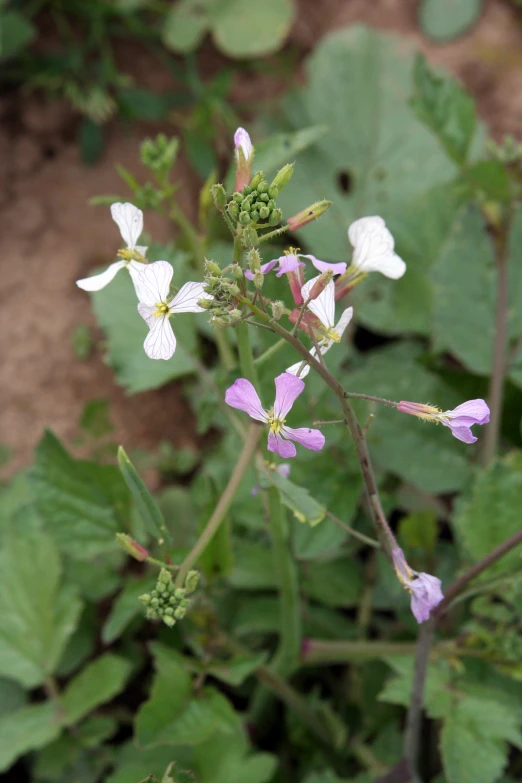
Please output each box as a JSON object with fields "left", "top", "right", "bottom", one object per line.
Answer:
{"left": 205, "top": 260, "right": 222, "bottom": 276}
{"left": 229, "top": 284, "right": 240, "bottom": 296}
{"left": 163, "top": 615, "right": 176, "bottom": 627}
{"left": 185, "top": 570, "right": 200, "bottom": 593}
{"left": 243, "top": 226, "right": 258, "bottom": 247}
{"left": 233, "top": 192, "right": 243, "bottom": 203}
{"left": 250, "top": 210, "right": 260, "bottom": 222}
{"left": 248, "top": 248, "right": 261, "bottom": 273}
{"left": 259, "top": 206, "right": 270, "bottom": 220}
{"left": 210, "top": 184, "right": 227, "bottom": 211}
{"left": 257, "top": 180, "right": 269, "bottom": 194}
{"left": 253, "top": 270, "right": 264, "bottom": 288}
{"left": 174, "top": 606, "right": 186, "bottom": 620}
{"left": 307, "top": 271, "right": 333, "bottom": 300}
{"left": 270, "top": 163, "right": 294, "bottom": 194}
{"left": 230, "top": 308, "right": 242, "bottom": 320}
{"left": 228, "top": 202, "right": 239, "bottom": 221}
{"left": 250, "top": 171, "right": 264, "bottom": 190}
{"left": 270, "top": 300, "right": 285, "bottom": 320}
{"left": 239, "top": 211, "right": 251, "bottom": 226}
{"left": 269, "top": 208, "right": 283, "bottom": 227}
{"left": 287, "top": 200, "right": 331, "bottom": 231}
{"left": 231, "top": 264, "right": 243, "bottom": 279}
{"left": 234, "top": 128, "right": 254, "bottom": 192}
{"left": 116, "top": 533, "right": 149, "bottom": 562}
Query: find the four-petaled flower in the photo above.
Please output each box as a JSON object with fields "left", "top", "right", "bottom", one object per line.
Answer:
{"left": 225, "top": 372, "right": 325, "bottom": 458}
{"left": 136, "top": 260, "right": 212, "bottom": 360}
{"left": 245, "top": 252, "right": 346, "bottom": 281}
{"left": 397, "top": 399, "right": 490, "bottom": 444}
{"left": 392, "top": 547, "right": 443, "bottom": 624}
{"left": 286, "top": 276, "right": 353, "bottom": 378}
{"left": 347, "top": 216, "right": 406, "bottom": 280}
{"left": 76, "top": 203, "right": 147, "bottom": 293}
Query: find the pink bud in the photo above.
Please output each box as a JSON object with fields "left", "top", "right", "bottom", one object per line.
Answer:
{"left": 116, "top": 533, "right": 149, "bottom": 562}
{"left": 287, "top": 200, "right": 331, "bottom": 231}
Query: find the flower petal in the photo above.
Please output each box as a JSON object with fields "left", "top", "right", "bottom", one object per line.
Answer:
{"left": 170, "top": 281, "right": 212, "bottom": 313}
{"left": 273, "top": 372, "right": 305, "bottom": 419}
{"left": 409, "top": 573, "right": 444, "bottom": 624}
{"left": 244, "top": 259, "right": 278, "bottom": 280}
{"left": 447, "top": 399, "right": 490, "bottom": 425}
{"left": 301, "top": 254, "right": 347, "bottom": 276}
{"left": 225, "top": 379, "right": 267, "bottom": 423}
{"left": 348, "top": 216, "right": 406, "bottom": 279}
{"left": 276, "top": 254, "right": 305, "bottom": 277}
{"left": 276, "top": 464, "right": 291, "bottom": 479}
{"left": 76, "top": 260, "right": 125, "bottom": 291}
{"left": 442, "top": 422, "right": 477, "bottom": 444}
{"left": 334, "top": 306, "right": 353, "bottom": 338}
{"left": 285, "top": 357, "right": 312, "bottom": 379}
{"left": 267, "top": 431, "right": 297, "bottom": 458}
{"left": 135, "top": 260, "right": 173, "bottom": 306}
{"left": 234, "top": 127, "right": 253, "bottom": 159}
{"left": 301, "top": 276, "right": 336, "bottom": 328}
{"left": 282, "top": 426, "right": 325, "bottom": 451}
{"left": 110, "top": 202, "right": 144, "bottom": 249}
{"left": 143, "top": 315, "right": 176, "bottom": 360}
{"left": 128, "top": 260, "right": 146, "bottom": 296}
{"left": 137, "top": 303, "right": 156, "bottom": 328}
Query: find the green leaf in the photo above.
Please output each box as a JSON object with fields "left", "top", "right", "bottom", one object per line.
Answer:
{"left": 211, "top": 0, "right": 294, "bottom": 58}
{"left": 118, "top": 88, "right": 173, "bottom": 120}
{"left": 460, "top": 160, "right": 512, "bottom": 203}
{"left": 162, "top": 762, "right": 197, "bottom": 783}
{"left": 102, "top": 576, "right": 155, "bottom": 644}
{"left": 410, "top": 54, "right": 476, "bottom": 165}
{"left": 0, "top": 679, "right": 26, "bottom": 716}
{"left": 0, "top": 703, "right": 61, "bottom": 773}
{"left": 79, "top": 118, "right": 105, "bottom": 166}
{"left": 398, "top": 510, "right": 438, "bottom": 554}
{"left": 118, "top": 446, "right": 167, "bottom": 542}
{"left": 162, "top": 0, "right": 209, "bottom": 53}
{"left": 264, "top": 470, "right": 325, "bottom": 527}
{"left": 452, "top": 453, "right": 522, "bottom": 576}
{"left": 379, "top": 656, "right": 455, "bottom": 719}
{"left": 31, "top": 431, "right": 130, "bottom": 559}
{"left": 0, "top": 11, "right": 36, "bottom": 58}
{"left": 206, "top": 652, "right": 268, "bottom": 686}
{"left": 274, "top": 25, "right": 457, "bottom": 261}
{"left": 0, "top": 530, "right": 82, "bottom": 688}
{"left": 61, "top": 654, "right": 132, "bottom": 726}
{"left": 419, "top": 0, "right": 484, "bottom": 42}
{"left": 301, "top": 558, "right": 363, "bottom": 608}
{"left": 228, "top": 540, "right": 278, "bottom": 590}
{"left": 90, "top": 247, "right": 198, "bottom": 393}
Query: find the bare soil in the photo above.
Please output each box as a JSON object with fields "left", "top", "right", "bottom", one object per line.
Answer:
{"left": 1, "top": 0, "right": 521, "bottom": 476}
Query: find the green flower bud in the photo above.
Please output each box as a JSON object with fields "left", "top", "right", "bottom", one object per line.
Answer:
{"left": 250, "top": 172, "right": 264, "bottom": 189}
{"left": 248, "top": 248, "right": 261, "bottom": 272}
{"left": 156, "top": 583, "right": 165, "bottom": 594}
{"left": 268, "top": 186, "right": 278, "bottom": 200}
{"left": 254, "top": 201, "right": 264, "bottom": 211}
{"left": 210, "top": 184, "right": 227, "bottom": 211}
{"left": 205, "top": 260, "right": 222, "bottom": 276}
{"left": 158, "top": 568, "right": 171, "bottom": 584}
{"left": 267, "top": 199, "right": 276, "bottom": 210}
{"left": 257, "top": 181, "right": 269, "bottom": 194}
{"left": 259, "top": 206, "right": 270, "bottom": 220}
{"left": 174, "top": 606, "right": 186, "bottom": 620}
{"left": 231, "top": 264, "right": 243, "bottom": 279}
{"left": 140, "top": 593, "right": 151, "bottom": 604}
{"left": 230, "top": 308, "right": 242, "bottom": 320}
{"left": 229, "top": 284, "right": 240, "bottom": 296}
{"left": 270, "top": 162, "right": 294, "bottom": 194}
{"left": 239, "top": 211, "right": 251, "bottom": 226}
{"left": 287, "top": 200, "right": 331, "bottom": 231}
{"left": 116, "top": 533, "right": 149, "bottom": 562}
{"left": 150, "top": 598, "right": 159, "bottom": 608}
{"left": 151, "top": 590, "right": 158, "bottom": 598}
{"left": 174, "top": 588, "right": 185, "bottom": 600}
{"left": 259, "top": 193, "right": 269, "bottom": 203}
{"left": 250, "top": 210, "right": 260, "bottom": 222}
{"left": 243, "top": 226, "right": 258, "bottom": 247}
{"left": 163, "top": 615, "right": 176, "bottom": 628}
{"left": 233, "top": 192, "right": 243, "bottom": 203}
{"left": 253, "top": 270, "right": 264, "bottom": 288}
{"left": 270, "top": 300, "right": 285, "bottom": 320}
{"left": 197, "top": 298, "right": 213, "bottom": 310}
{"left": 243, "top": 185, "right": 253, "bottom": 195}
{"left": 241, "top": 199, "right": 252, "bottom": 211}
{"left": 164, "top": 607, "right": 174, "bottom": 616}
{"left": 228, "top": 203, "right": 239, "bottom": 221}
{"left": 268, "top": 208, "right": 283, "bottom": 227}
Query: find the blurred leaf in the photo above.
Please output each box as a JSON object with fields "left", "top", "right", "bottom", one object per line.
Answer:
{"left": 0, "top": 679, "right": 26, "bottom": 716}
{"left": 0, "top": 530, "right": 82, "bottom": 688}
{"left": 453, "top": 453, "right": 522, "bottom": 576}
{"left": 0, "top": 11, "right": 36, "bottom": 58}
{"left": 61, "top": 654, "right": 132, "bottom": 726}
{"left": 460, "top": 160, "right": 511, "bottom": 203}
{"left": 80, "top": 398, "right": 114, "bottom": 438}
{"left": 118, "top": 88, "right": 173, "bottom": 120}
{"left": 162, "top": 0, "right": 209, "bottom": 53}
{"left": 293, "top": 514, "right": 347, "bottom": 560}
{"left": 419, "top": 0, "right": 484, "bottom": 42}
{"left": 162, "top": 762, "right": 197, "bottom": 783}
{"left": 228, "top": 540, "right": 278, "bottom": 590}
{"left": 79, "top": 118, "right": 105, "bottom": 166}
{"left": 90, "top": 247, "right": 198, "bottom": 393}
{"left": 211, "top": 0, "right": 294, "bottom": 57}
{"left": 205, "top": 652, "right": 267, "bottom": 686}
{"left": 118, "top": 445, "right": 167, "bottom": 542}
{"left": 102, "top": 576, "right": 155, "bottom": 644}
{"left": 0, "top": 703, "right": 61, "bottom": 773}
{"left": 31, "top": 431, "right": 129, "bottom": 559}
{"left": 264, "top": 470, "right": 325, "bottom": 527}
{"left": 71, "top": 323, "right": 94, "bottom": 359}
{"left": 232, "top": 596, "right": 280, "bottom": 636}
{"left": 56, "top": 605, "right": 96, "bottom": 677}
{"left": 301, "top": 558, "right": 363, "bottom": 607}
{"left": 398, "top": 510, "right": 438, "bottom": 554}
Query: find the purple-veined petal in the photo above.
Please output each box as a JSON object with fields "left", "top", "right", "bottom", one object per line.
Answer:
{"left": 446, "top": 399, "right": 490, "bottom": 425}
{"left": 111, "top": 202, "right": 143, "bottom": 248}
{"left": 135, "top": 260, "right": 173, "bottom": 306}
{"left": 225, "top": 379, "right": 267, "bottom": 423}
{"left": 170, "top": 281, "right": 212, "bottom": 314}
{"left": 143, "top": 314, "right": 176, "bottom": 360}
{"left": 76, "top": 260, "right": 125, "bottom": 291}
{"left": 267, "top": 431, "right": 297, "bottom": 458}
{"left": 441, "top": 422, "right": 477, "bottom": 444}
{"left": 282, "top": 426, "right": 325, "bottom": 452}
{"left": 137, "top": 303, "right": 156, "bottom": 328}
{"left": 301, "top": 276, "right": 336, "bottom": 328}
{"left": 276, "top": 254, "right": 305, "bottom": 277}
{"left": 301, "top": 254, "right": 347, "bottom": 276}
{"left": 334, "top": 306, "right": 353, "bottom": 338}
{"left": 273, "top": 372, "right": 305, "bottom": 419}
{"left": 234, "top": 127, "right": 253, "bottom": 159}
{"left": 244, "top": 259, "right": 278, "bottom": 280}
{"left": 128, "top": 260, "right": 146, "bottom": 296}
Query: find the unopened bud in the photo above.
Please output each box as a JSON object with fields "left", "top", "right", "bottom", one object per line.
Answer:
{"left": 174, "top": 606, "right": 186, "bottom": 620}
{"left": 243, "top": 226, "right": 258, "bottom": 247}
{"left": 158, "top": 568, "right": 171, "bottom": 585}
{"left": 253, "top": 270, "right": 264, "bottom": 288}
{"left": 116, "top": 533, "right": 149, "bottom": 562}
{"left": 239, "top": 211, "right": 251, "bottom": 226}
{"left": 230, "top": 308, "right": 242, "bottom": 320}
{"left": 250, "top": 210, "right": 260, "bottom": 222}
{"left": 228, "top": 202, "right": 239, "bottom": 221}
{"left": 250, "top": 171, "right": 264, "bottom": 189}
{"left": 163, "top": 615, "right": 176, "bottom": 627}
{"left": 287, "top": 200, "right": 331, "bottom": 231}
{"left": 270, "top": 301, "right": 285, "bottom": 320}
{"left": 248, "top": 249, "right": 261, "bottom": 272}
{"left": 257, "top": 180, "right": 269, "bottom": 194}
{"left": 185, "top": 570, "right": 200, "bottom": 593}
{"left": 198, "top": 297, "right": 213, "bottom": 310}
{"left": 270, "top": 163, "right": 294, "bottom": 194}
{"left": 205, "top": 260, "right": 222, "bottom": 276}
{"left": 210, "top": 184, "right": 227, "bottom": 211}
{"left": 229, "top": 284, "right": 240, "bottom": 296}
{"left": 269, "top": 208, "right": 283, "bottom": 227}
{"left": 259, "top": 206, "right": 270, "bottom": 220}
{"left": 308, "top": 271, "right": 333, "bottom": 300}
{"left": 231, "top": 264, "right": 243, "bottom": 279}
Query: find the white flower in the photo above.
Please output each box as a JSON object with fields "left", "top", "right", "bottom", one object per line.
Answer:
{"left": 286, "top": 276, "right": 353, "bottom": 379}
{"left": 234, "top": 127, "right": 253, "bottom": 161}
{"left": 76, "top": 202, "right": 147, "bottom": 292}
{"left": 136, "top": 261, "right": 212, "bottom": 360}
{"left": 348, "top": 216, "right": 406, "bottom": 279}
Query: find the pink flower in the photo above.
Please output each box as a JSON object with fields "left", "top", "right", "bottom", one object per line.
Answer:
{"left": 392, "top": 547, "right": 443, "bottom": 624}
{"left": 397, "top": 399, "right": 490, "bottom": 444}
{"left": 244, "top": 253, "right": 346, "bottom": 281}
{"left": 225, "top": 373, "right": 325, "bottom": 458}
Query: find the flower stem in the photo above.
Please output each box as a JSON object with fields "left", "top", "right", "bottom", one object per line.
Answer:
{"left": 325, "top": 510, "right": 381, "bottom": 549}
{"left": 301, "top": 639, "right": 417, "bottom": 664}
{"left": 236, "top": 320, "right": 259, "bottom": 388}
{"left": 175, "top": 424, "right": 261, "bottom": 586}
{"left": 254, "top": 337, "right": 286, "bottom": 367}
{"left": 344, "top": 392, "right": 399, "bottom": 408}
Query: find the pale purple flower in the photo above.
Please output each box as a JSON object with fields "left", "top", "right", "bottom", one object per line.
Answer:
{"left": 234, "top": 127, "right": 253, "bottom": 161}
{"left": 286, "top": 276, "right": 353, "bottom": 378}
{"left": 136, "top": 261, "right": 212, "bottom": 360}
{"left": 252, "top": 463, "right": 290, "bottom": 496}
{"left": 244, "top": 253, "right": 346, "bottom": 281}
{"left": 348, "top": 216, "right": 406, "bottom": 279}
{"left": 234, "top": 127, "right": 253, "bottom": 191}
{"left": 225, "top": 372, "right": 325, "bottom": 458}
{"left": 392, "top": 547, "right": 443, "bottom": 624}
{"left": 397, "top": 398, "right": 490, "bottom": 444}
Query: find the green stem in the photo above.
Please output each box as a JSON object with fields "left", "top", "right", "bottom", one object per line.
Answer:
{"left": 236, "top": 321, "right": 259, "bottom": 387}
{"left": 175, "top": 425, "right": 261, "bottom": 586}
{"left": 301, "top": 639, "right": 418, "bottom": 665}
{"left": 253, "top": 337, "right": 286, "bottom": 367}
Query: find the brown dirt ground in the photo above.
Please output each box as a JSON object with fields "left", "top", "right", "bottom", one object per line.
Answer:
{"left": 1, "top": 0, "right": 521, "bottom": 478}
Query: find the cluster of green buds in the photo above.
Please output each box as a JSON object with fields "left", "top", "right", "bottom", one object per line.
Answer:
{"left": 140, "top": 134, "right": 179, "bottom": 175}
{"left": 140, "top": 568, "right": 199, "bottom": 628}
{"left": 200, "top": 259, "right": 243, "bottom": 327}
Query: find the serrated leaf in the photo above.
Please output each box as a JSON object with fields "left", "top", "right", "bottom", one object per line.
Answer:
{"left": 211, "top": 0, "right": 294, "bottom": 58}
{"left": 419, "top": 0, "right": 484, "bottom": 43}
{"left": 0, "top": 702, "right": 61, "bottom": 773}
{"left": 31, "top": 431, "right": 130, "bottom": 559}
{"left": 61, "top": 654, "right": 132, "bottom": 726}
{"left": 206, "top": 652, "right": 267, "bottom": 686}
{"left": 264, "top": 470, "right": 325, "bottom": 527}
{"left": 0, "top": 530, "right": 82, "bottom": 688}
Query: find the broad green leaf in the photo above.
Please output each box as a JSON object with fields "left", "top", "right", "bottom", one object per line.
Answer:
{"left": 61, "top": 654, "right": 132, "bottom": 726}
{"left": 118, "top": 88, "right": 173, "bottom": 120}
{"left": 0, "top": 470, "right": 40, "bottom": 543}
{"left": 419, "top": 0, "right": 484, "bottom": 42}
{"left": 441, "top": 713, "right": 506, "bottom": 783}
{"left": 301, "top": 558, "right": 363, "bottom": 608}
{"left": 398, "top": 510, "right": 438, "bottom": 554}
{"left": 162, "top": 762, "right": 197, "bottom": 783}
{"left": 232, "top": 596, "right": 280, "bottom": 636}
{"left": 275, "top": 26, "right": 457, "bottom": 261}
{"left": 0, "top": 11, "right": 36, "bottom": 58}
{"left": 159, "top": 688, "right": 237, "bottom": 746}
{"left": 0, "top": 530, "right": 82, "bottom": 688}
{"left": 228, "top": 540, "right": 278, "bottom": 590}
{"left": 118, "top": 446, "right": 167, "bottom": 541}
{"left": 344, "top": 343, "right": 473, "bottom": 492}
{"left": 102, "top": 576, "right": 155, "bottom": 644}
{"left": 293, "top": 515, "right": 347, "bottom": 560}
{"left": 211, "top": 0, "right": 294, "bottom": 58}
{"left": 379, "top": 656, "right": 455, "bottom": 719}
{"left": 264, "top": 470, "right": 325, "bottom": 527}
{"left": 206, "top": 652, "right": 268, "bottom": 686}
{"left": 162, "top": 0, "right": 209, "bottom": 54}
{"left": 410, "top": 54, "right": 476, "bottom": 165}
{"left": 0, "top": 703, "right": 61, "bottom": 773}
{"left": 452, "top": 453, "right": 522, "bottom": 576}
{"left": 0, "top": 679, "right": 26, "bottom": 716}
{"left": 31, "top": 431, "right": 130, "bottom": 559}
{"left": 90, "top": 247, "right": 198, "bottom": 393}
